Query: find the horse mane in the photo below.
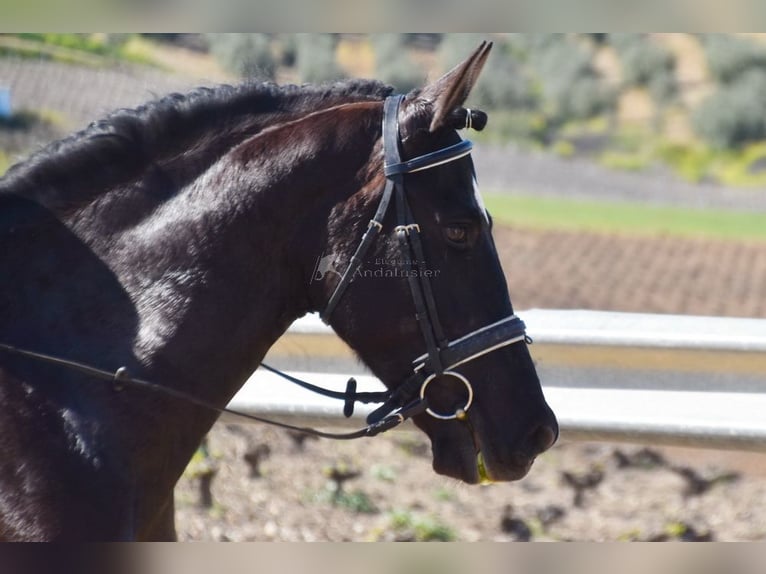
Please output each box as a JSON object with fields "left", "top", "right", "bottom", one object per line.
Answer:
{"left": 0, "top": 79, "right": 394, "bottom": 209}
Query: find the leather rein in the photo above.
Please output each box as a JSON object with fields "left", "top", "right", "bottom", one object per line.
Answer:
{"left": 0, "top": 94, "right": 530, "bottom": 441}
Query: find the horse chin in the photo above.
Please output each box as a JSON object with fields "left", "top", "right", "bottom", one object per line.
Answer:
{"left": 430, "top": 447, "right": 535, "bottom": 484}
{"left": 476, "top": 450, "right": 535, "bottom": 483}
{"left": 426, "top": 424, "right": 536, "bottom": 484}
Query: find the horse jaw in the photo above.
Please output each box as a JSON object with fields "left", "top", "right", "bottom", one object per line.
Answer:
{"left": 414, "top": 417, "right": 536, "bottom": 484}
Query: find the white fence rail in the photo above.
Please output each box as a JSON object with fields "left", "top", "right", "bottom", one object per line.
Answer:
{"left": 228, "top": 310, "right": 766, "bottom": 452}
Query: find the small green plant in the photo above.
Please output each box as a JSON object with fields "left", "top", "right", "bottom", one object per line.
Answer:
{"left": 617, "top": 528, "right": 644, "bottom": 541}
{"left": 433, "top": 487, "right": 454, "bottom": 501}
{"left": 333, "top": 490, "right": 378, "bottom": 514}
{"left": 310, "top": 485, "right": 378, "bottom": 514}
{"left": 311, "top": 461, "right": 378, "bottom": 514}
{"left": 182, "top": 439, "right": 220, "bottom": 509}
{"left": 370, "top": 464, "right": 397, "bottom": 482}
{"left": 385, "top": 510, "right": 456, "bottom": 542}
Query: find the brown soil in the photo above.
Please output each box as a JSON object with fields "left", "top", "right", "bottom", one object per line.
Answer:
{"left": 175, "top": 226, "right": 766, "bottom": 541}
{"left": 496, "top": 226, "right": 766, "bottom": 319}
{"left": 175, "top": 424, "right": 766, "bottom": 542}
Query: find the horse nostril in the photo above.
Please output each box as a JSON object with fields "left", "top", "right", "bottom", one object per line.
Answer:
{"left": 525, "top": 423, "right": 558, "bottom": 456}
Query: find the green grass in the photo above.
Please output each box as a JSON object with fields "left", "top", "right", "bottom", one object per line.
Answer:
{"left": 484, "top": 192, "right": 766, "bottom": 242}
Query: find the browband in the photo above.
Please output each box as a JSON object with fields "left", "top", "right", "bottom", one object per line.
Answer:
{"left": 384, "top": 139, "right": 474, "bottom": 176}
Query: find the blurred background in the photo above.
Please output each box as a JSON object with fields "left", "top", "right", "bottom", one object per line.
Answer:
{"left": 2, "top": 33, "right": 766, "bottom": 541}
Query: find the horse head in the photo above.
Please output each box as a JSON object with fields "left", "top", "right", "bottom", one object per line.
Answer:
{"left": 315, "top": 42, "right": 558, "bottom": 483}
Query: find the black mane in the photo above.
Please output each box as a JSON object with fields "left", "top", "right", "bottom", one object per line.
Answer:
{"left": 0, "top": 79, "right": 393, "bottom": 207}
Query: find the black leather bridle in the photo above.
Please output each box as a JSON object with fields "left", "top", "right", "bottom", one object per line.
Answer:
{"left": 317, "top": 94, "right": 530, "bottom": 428}
{"left": 0, "top": 94, "right": 530, "bottom": 441}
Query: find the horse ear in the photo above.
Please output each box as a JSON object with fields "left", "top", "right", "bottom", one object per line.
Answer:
{"left": 419, "top": 41, "right": 492, "bottom": 133}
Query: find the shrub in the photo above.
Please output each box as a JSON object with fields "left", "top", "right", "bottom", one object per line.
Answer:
{"left": 18, "top": 33, "right": 117, "bottom": 56}
{"left": 295, "top": 34, "right": 344, "bottom": 84}
{"left": 531, "top": 37, "right": 615, "bottom": 122}
{"left": 713, "top": 141, "right": 766, "bottom": 186}
{"left": 701, "top": 34, "right": 766, "bottom": 84}
{"left": 438, "top": 34, "right": 537, "bottom": 110}
{"left": 470, "top": 110, "right": 550, "bottom": 146}
{"left": 693, "top": 68, "right": 766, "bottom": 148}
{"left": 477, "top": 44, "right": 538, "bottom": 110}
{"left": 438, "top": 33, "right": 490, "bottom": 68}
{"left": 276, "top": 34, "right": 298, "bottom": 67}
{"left": 372, "top": 34, "right": 425, "bottom": 94}
{"left": 206, "top": 34, "right": 276, "bottom": 80}
{"left": 613, "top": 34, "right": 677, "bottom": 104}
{"left": 6, "top": 33, "right": 151, "bottom": 66}
{"left": 654, "top": 142, "right": 715, "bottom": 183}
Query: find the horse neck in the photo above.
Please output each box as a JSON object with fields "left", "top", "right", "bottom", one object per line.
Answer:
{"left": 108, "top": 101, "right": 384, "bottom": 400}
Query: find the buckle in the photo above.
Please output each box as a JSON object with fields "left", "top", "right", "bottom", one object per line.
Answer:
{"left": 394, "top": 224, "right": 420, "bottom": 236}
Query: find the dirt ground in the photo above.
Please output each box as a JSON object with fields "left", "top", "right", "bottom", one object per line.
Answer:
{"left": 175, "top": 226, "right": 766, "bottom": 541}
{"left": 175, "top": 424, "right": 766, "bottom": 542}
{"left": 493, "top": 226, "right": 766, "bottom": 319}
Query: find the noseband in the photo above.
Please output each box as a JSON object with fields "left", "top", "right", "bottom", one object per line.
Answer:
{"left": 0, "top": 94, "right": 530, "bottom": 441}
{"left": 320, "top": 95, "right": 529, "bottom": 425}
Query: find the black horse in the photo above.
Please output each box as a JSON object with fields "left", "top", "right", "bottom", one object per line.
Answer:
{"left": 0, "top": 43, "right": 557, "bottom": 540}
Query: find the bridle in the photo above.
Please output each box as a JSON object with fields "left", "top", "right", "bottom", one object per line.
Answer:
{"left": 318, "top": 94, "right": 530, "bottom": 426}
{"left": 0, "top": 94, "right": 530, "bottom": 441}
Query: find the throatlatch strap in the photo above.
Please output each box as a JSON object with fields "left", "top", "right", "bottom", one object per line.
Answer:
{"left": 320, "top": 96, "right": 404, "bottom": 324}
{"left": 320, "top": 179, "right": 394, "bottom": 323}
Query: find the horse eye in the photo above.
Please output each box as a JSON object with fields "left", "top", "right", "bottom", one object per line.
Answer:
{"left": 445, "top": 225, "right": 468, "bottom": 244}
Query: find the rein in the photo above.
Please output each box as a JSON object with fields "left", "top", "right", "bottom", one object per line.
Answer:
{"left": 0, "top": 94, "right": 530, "bottom": 441}
{"left": 0, "top": 341, "right": 418, "bottom": 440}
